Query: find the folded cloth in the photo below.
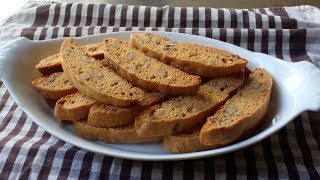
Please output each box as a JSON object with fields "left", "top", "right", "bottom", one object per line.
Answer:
{"left": 0, "top": 2, "right": 319, "bottom": 179}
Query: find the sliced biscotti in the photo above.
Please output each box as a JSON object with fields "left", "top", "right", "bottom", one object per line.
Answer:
{"left": 200, "top": 68, "right": 273, "bottom": 146}
{"left": 135, "top": 70, "right": 245, "bottom": 137}
{"left": 36, "top": 43, "right": 104, "bottom": 76}
{"left": 55, "top": 92, "right": 96, "bottom": 121}
{"left": 36, "top": 54, "right": 63, "bottom": 76}
{"left": 163, "top": 126, "right": 214, "bottom": 153}
{"left": 32, "top": 72, "right": 78, "bottom": 99}
{"left": 87, "top": 91, "right": 166, "bottom": 128}
{"left": 74, "top": 121, "right": 162, "bottom": 143}
{"left": 102, "top": 38, "right": 201, "bottom": 95}
{"left": 60, "top": 38, "right": 145, "bottom": 107}
{"left": 130, "top": 33, "right": 247, "bottom": 77}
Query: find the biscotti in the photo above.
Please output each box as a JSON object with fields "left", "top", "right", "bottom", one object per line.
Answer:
{"left": 36, "top": 43, "right": 104, "bottom": 76}
{"left": 55, "top": 92, "right": 96, "bottom": 121}
{"left": 102, "top": 38, "right": 201, "bottom": 95}
{"left": 87, "top": 91, "right": 166, "bottom": 128}
{"left": 163, "top": 126, "right": 214, "bottom": 153}
{"left": 60, "top": 38, "right": 145, "bottom": 107}
{"left": 200, "top": 68, "right": 273, "bottom": 146}
{"left": 135, "top": 70, "right": 245, "bottom": 137}
{"left": 36, "top": 54, "right": 63, "bottom": 76}
{"left": 74, "top": 121, "right": 162, "bottom": 143}
{"left": 130, "top": 33, "right": 247, "bottom": 77}
{"left": 32, "top": 72, "right": 78, "bottom": 99}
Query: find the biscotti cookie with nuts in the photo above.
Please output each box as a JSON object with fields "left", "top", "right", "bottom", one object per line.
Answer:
{"left": 102, "top": 38, "right": 201, "bottom": 95}
{"left": 135, "top": 70, "right": 245, "bottom": 137}
{"left": 74, "top": 121, "right": 162, "bottom": 143}
{"left": 32, "top": 72, "right": 78, "bottom": 99}
{"left": 55, "top": 92, "right": 96, "bottom": 121}
{"left": 36, "top": 43, "right": 104, "bottom": 76}
{"left": 200, "top": 68, "right": 272, "bottom": 146}
{"left": 60, "top": 38, "right": 145, "bottom": 107}
{"left": 88, "top": 91, "right": 166, "bottom": 128}
{"left": 163, "top": 126, "right": 214, "bottom": 153}
{"left": 130, "top": 33, "right": 247, "bottom": 77}
{"left": 36, "top": 54, "right": 63, "bottom": 76}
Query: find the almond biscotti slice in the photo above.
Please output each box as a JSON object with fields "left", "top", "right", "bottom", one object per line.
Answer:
{"left": 32, "top": 72, "right": 78, "bottom": 99}
{"left": 60, "top": 38, "right": 144, "bottom": 107}
{"left": 74, "top": 121, "right": 162, "bottom": 144}
{"left": 55, "top": 92, "right": 96, "bottom": 121}
{"left": 130, "top": 33, "right": 247, "bottom": 77}
{"left": 87, "top": 92, "right": 166, "bottom": 128}
{"left": 36, "top": 43, "right": 104, "bottom": 76}
{"left": 163, "top": 126, "right": 214, "bottom": 153}
{"left": 36, "top": 54, "right": 63, "bottom": 76}
{"left": 135, "top": 70, "right": 245, "bottom": 137}
{"left": 200, "top": 68, "right": 273, "bottom": 146}
{"left": 102, "top": 38, "right": 201, "bottom": 95}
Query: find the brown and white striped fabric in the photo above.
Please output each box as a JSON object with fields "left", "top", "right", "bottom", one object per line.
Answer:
{"left": 0, "top": 2, "right": 320, "bottom": 179}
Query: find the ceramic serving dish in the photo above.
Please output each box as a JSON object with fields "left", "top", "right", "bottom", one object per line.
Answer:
{"left": 0, "top": 31, "right": 319, "bottom": 161}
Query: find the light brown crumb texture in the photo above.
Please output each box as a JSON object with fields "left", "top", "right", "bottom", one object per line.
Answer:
{"left": 36, "top": 43, "right": 105, "bottom": 76}
{"left": 102, "top": 38, "right": 201, "bottom": 95}
{"left": 200, "top": 68, "right": 273, "bottom": 146}
{"left": 130, "top": 33, "right": 248, "bottom": 76}
{"left": 135, "top": 70, "right": 245, "bottom": 137}
{"left": 87, "top": 91, "right": 166, "bottom": 128}
{"left": 54, "top": 92, "right": 96, "bottom": 121}
{"left": 74, "top": 121, "right": 162, "bottom": 143}
{"left": 31, "top": 72, "right": 78, "bottom": 99}
{"left": 163, "top": 126, "right": 215, "bottom": 153}
{"left": 60, "top": 38, "right": 144, "bottom": 106}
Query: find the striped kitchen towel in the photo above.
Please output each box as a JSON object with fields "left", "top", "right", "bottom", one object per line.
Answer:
{"left": 0, "top": 2, "right": 319, "bottom": 179}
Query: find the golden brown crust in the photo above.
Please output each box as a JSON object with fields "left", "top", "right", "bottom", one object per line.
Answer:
{"left": 130, "top": 33, "right": 248, "bottom": 77}
{"left": 87, "top": 91, "right": 166, "bottom": 128}
{"left": 74, "top": 121, "right": 162, "bottom": 143}
{"left": 54, "top": 92, "right": 96, "bottom": 121}
{"left": 200, "top": 68, "right": 273, "bottom": 146}
{"left": 36, "top": 43, "right": 104, "bottom": 76}
{"left": 32, "top": 72, "right": 78, "bottom": 99}
{"left": 163, "top": 127, "right": 214, "bottom": 153}
{"left": 36, "top": 54, "right": 63, "bottom": 76}
{"left": 135, "top": 71, "right": 245, "bottom": 137}
{"left": 102, "top": 38, "right": 201, "bottom": 95}
{"left": 60, "top": 38, "right": 145, "bottom": 107}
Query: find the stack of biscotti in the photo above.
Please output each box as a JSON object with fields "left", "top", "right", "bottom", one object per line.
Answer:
{"left": 163, "top": 68, "right": 272, "bottom": 153}
{"left": 31, "top": 33, "right": 272, "bottom": 152}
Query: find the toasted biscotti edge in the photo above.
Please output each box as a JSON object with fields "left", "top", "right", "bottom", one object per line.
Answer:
{"left": 102, "top": 38, "right": 201, "bottom": 95}
{"left": 32, "top": 72, "right": 78, "bottom": 99}
{"left": 135, "top": 70, "right": 245, "bottom": 137}
{"left": 200, "top": 68, "right": 273, "bottom": 146}
{"left": 74, "top": 121, "right": 162, "bottom": 143}
{"left": 163, "top": 127, "right": 214, "bottom": 153}
{"left": 36, "top": 43, "right": 105, "bottom": 76}
{"left": 130, "top": 33, "right": 248, "bottom": 77}
{"left": 87, "top": 103, "right": 138, "bottom": 128}
{"left": 54, "top": 92, "right": 96, "bottom": 121}
{"left": 87, "top": 91, "right": 167, "bottom": 128}
{"left": 36, "top": 54, "right": 63, "bottom": 76}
